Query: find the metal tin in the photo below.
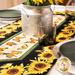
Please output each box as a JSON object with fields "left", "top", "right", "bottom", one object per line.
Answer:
{"left": 21, "top": 4, "right": 53, "bottom": 37}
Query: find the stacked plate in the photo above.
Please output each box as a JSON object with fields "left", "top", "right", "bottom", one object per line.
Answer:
{"left": 0, "top": 9, "right": 21, "bottom": 21}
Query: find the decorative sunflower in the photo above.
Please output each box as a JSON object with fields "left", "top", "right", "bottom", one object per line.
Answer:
{"left": 27, "top": 66, "right": 46, "bottom": 74}
{"left": 56, "top": 35, "right": 69, "bottom": 42}
{"left": 26, "top": 38, "right": 37, "bottom": 43}
{"left": 0, "top": 64, "right": 24, "bottom": 75}
{"left": 33, "top": 34, "right": 42, "bottom": 38}
{"left": 6, "top": 42, "right": 16, "bottom": 46}
{"left": 0, "top": 47, "right": 8, "bottom": 51}
{"left": 6, "top": 53, "right": 14, "bottom": 58}
{"left": 13, "top": 20, "right": 22, "bottom": 28}
{"left": 58, "top": 31, "right": 74, "bottom": 37}
{"left": 18, "top": 44, "right": 28, "bottom": 50}
{"left": 13, "top": 36, "right": 24, "bottom": 42}
{"left": 2, "top": 25, "right": 17, "bottom": 32}
{"left": 23, "top": 70, "right": 29, "bottom": 75}
{"left": 0, "top": 29, "right": 11, "bottom": 36}
{"left": 64, "top": 26, "right": 75, "bottom": 31}
{"left": 38, "top": 51, "right": 56, "bottom": 62}
{"left": 29, "top": 60, "right": 52, "bottom": 72}
{"left": 23, "top": 34, "right": 27, "bottom": 36}
{"left": 58, "top": 17, "right": 63, "bottom": 21}
{"left": 0, "top": 63, "right": 13, "bottom": 69}
{"left": 43, "top": 45, "right": 55, "bottom": 51}
{"left": 0, "top": 52, "right": 4, "bottom": 55}
{"left": 68, "top": 22, "right": 75, "bottom": 27}
{"left": 11, "top": 23, "right": 22, "bottom": 28}
{"left": 0, "top": 35, "right": 5, "bottom": 38}
{"left": 12, "top": 51, "right": 22, "bottom": 54}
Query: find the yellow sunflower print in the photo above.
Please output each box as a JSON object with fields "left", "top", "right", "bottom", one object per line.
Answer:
{"left": 0, "top": 63, "right": 13, "bottom": 69}
{"left": 0, "top": 29, "right": 11, "bottom": 36}
{"left": 64, "top": 26, "right": 75, "bottom": 31}
{"left": 2, "top": 25, "right": 17, "bottom": 32}
{"left": 27, "top": 66, "right": 46, "bottom": 74}
{"left": 29, "top": 60, "right": 52, "bottom": 72}
{"left": 0, "top": 47, "right": 8, "bottom": 51}
{"left": 38, "top": 51, "right": 56, "bottom": 62}
{"left": 56, "top": 35, "right": 69, "bottom": 42}
{"left": 58, "top": 31, "right": 74, "bottom": 37}
{"left": 43, "top": 45, "right": 55, "bottom": 51}
{"left": 0, "top": 35, "right": 5, "bottom": 38}
{"left": 0, "top": 64, "right": 24, "bottom": 75}
{"left": 12, "top": 20, "right": 22, "bottom": 28}
{"left": 68, "top": 22, "right": 75, "bottom": 27}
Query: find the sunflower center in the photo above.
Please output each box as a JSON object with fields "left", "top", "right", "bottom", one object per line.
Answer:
{"left": 43, "top": 53, "right": 52, "bottom": 58}
{"left": 34, "top": 68, "right": 39, "bottom": 71}
{"left": 63, "top": 32, "right": 69, "bottom": 34}
{"left": 7, "top": 69, "right": 19, "bottom": 74}
{"left": 7, "top": 27, "right": 13, "bottom": 29}
{"left": 0, "top": 31, "right": 6, "bottom": 34}
{"left": 73, "top": 24, "right": 75, "bottom": 25}
{"left": 35, "top": 63, "right": 46, "bottom": 69}
{"left": 59, "top": 37, "right": 66, "bottom": 40}
{"left": 49, "top": 46, "right": 53, "bottom": 50}
{"left": 67, "top": 27, "right": 74, "bottom": 29}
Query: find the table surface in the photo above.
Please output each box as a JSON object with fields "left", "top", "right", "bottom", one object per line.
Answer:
{"left": 0, "top": 4, "right": 66, "bottom": 75}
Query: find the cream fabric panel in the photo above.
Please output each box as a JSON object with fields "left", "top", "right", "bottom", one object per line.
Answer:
{"left": 0, "top": 0, "right": 25, "bottom": 9}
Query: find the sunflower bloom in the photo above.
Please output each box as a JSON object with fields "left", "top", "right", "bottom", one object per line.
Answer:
{"left": 58, "top": 31, "right": 74, "bottom": 37}
{"left": 56, "top": 35, "right": 69, "bottom": 42}
{"left": 43, "top": 45, "right": 55, "bottom": 51}
{"left": 0, "top": 64, "right": 24, "bottom": 75}
{"left": 27, "top": 60, "right": 52, "bottom": 74}
{"left": 38, "top": 51, "right": 56, "bottom": 62}
{"left": 0, "top": 63, "right": 13, "bottom": 69}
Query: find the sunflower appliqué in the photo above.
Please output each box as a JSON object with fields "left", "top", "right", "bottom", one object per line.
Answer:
{"left": 26, "top": 60, "right": 52, "bottom": 74}
{"left": 56, "top": 35, "right": 69, "bottom": 42}
{"left": 6, "top": 53, "right": 16, "bottom": 58}
{"left": 12, "top": 51, "right": 22, "bottom": 54}
{"left": 26, "top": 38, "right": 37, "bottom": 43}
{"left": 38, "top": 51, "right": 56, "bottom": 62}
{"left": 13, "top": 36, "right": 24, "bottom": 42}
{"left": 0, "top": 47, "right": 8, "bottom": 51}
{"left": 58, "top": 31, "right": 74, "bottom": 37}
{"left": 43, "top": 45, "right": 55, "bottom": 51}
{"left": 6, "top": 42, "right": 16, "bottom": 46}
{"left": 0, "top": 63, "right": 25, "bottom": 75}
{"left": 17, "top": 44, "right": 28, "bottom": 50}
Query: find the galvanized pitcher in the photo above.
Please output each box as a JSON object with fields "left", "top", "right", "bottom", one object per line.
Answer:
{"left": 21, "top": 4, "right": 56, "bottom": 45}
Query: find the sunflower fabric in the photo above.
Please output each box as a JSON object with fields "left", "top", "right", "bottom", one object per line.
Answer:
{"left": 26, "top": 0, "right": 64, "bottom": 6}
